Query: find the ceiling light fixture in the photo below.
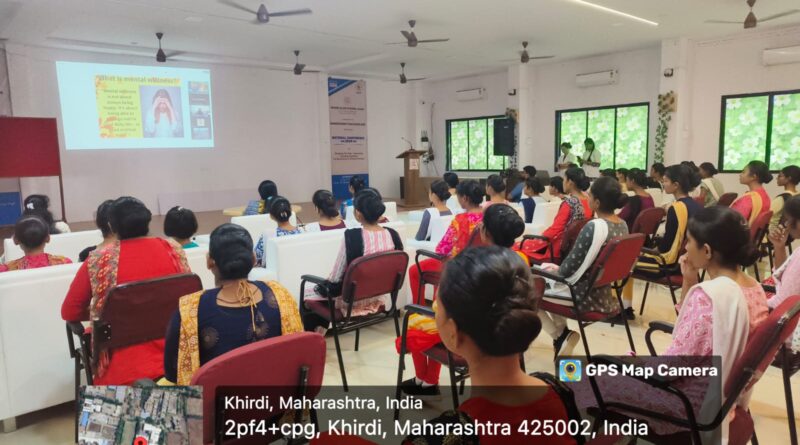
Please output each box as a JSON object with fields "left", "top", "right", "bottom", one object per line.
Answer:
{"left": 567, "top": 0, "right": 659, "bottom": 26}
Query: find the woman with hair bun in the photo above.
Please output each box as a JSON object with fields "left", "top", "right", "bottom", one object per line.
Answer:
{"left": 623, "top": 164, "right": 703, "bottom": 318}
{"left": 302, "top": 189, "right": 404, "bottom": 332}
{"left": 618, "top": 168, "right": 654, "bottom": 231}
{"left": 23, "top": 194, "right": 70, "bottom": 234}
{"left": 408, "top": 180, "right": 485, "bottom": 305}
{"left": 163, "top": 223, "right": 303, "bottom": 384}
{"left": 536, "top": 177, "right": 630, "bottom": 358}
{"left": 340, "top": 175, "right": 367, "bottom": 218}
{"left": 517, "top": 167, "right": 592, "bottom": 262}
{"left": 307, "top": 189, "right": 346, "bottom": 232}
{"left": 731, "top": 160, "right": 773, "bottom": 225}
{"left": 414, "top": 180, "right": 453, "bottom": 241}
{"left": 244, "top": 180, "right": 278, "bottom": 216}
{"left": 698, "top": 162, "right": 725, "bottom": 207}
{"left": 482, "top": 174, "right": 508, "bottom": 208}
{"left": 577, "top": 206, "right": 767, "bottom": 439}
{"left": 254, "top": 197, "right": 302, "bottom": 267}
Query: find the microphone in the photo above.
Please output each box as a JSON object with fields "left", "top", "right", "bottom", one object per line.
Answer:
{"left": 401, "top": 137, "right": 413, "bottom": 150}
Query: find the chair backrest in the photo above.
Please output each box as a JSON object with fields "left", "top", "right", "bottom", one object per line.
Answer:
{"left": 429, "top": 215, "right": 455, "bottom": 246}
{"left": 724, "top": 296, "right": 800, "bottom": 406}
{"left": 588, "top": 234, "right": 646, "bottom": 288}
{"left": 230, "top": 214, "right": 276, "bottom": 246}
{"left": 531, "top": 201, "right": 561, "bottom": 227}
{"left": 94, "top": 273, "right": 203, "bottom": 353}
{"left": 718, "top": 192, "right": 738, "bottom": 207}
{"left": 749, "top": 210, "right": 773, "bottom": 240}
{"left": 631, "top": 207, "right": 666, "bottom": 238}
{"left": 3, "top": 229, "right": 103, "bottom": 263}
{"left": 559, "top": 218, "right": 590, "bottom": 260}
{"left": 191, "top": 332, "right": 326, "bottom": 445}
{"left": 342, "top": 250, "right": 409, "bottom": 304}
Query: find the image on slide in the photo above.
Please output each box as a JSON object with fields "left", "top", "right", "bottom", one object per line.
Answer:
{"left": 140, "top": 86, "right": 184, "bottom": 138}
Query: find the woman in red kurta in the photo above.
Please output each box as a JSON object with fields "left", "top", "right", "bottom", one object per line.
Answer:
{"left": 408, "top": 180, "right": 485, "bottom": 305}
{"left": 518, "top": 167, "right": 592, "bottom": 262}
{"left": 730, "top": 160, "right": 773, "bottom": 226}
{"left": 61, "top": 197, "right": 189, "bottom": 385}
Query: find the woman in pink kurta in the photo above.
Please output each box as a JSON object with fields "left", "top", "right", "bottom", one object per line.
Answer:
{"left": 575, "top": 206, "right": 765, "bottom": 439}
{"left": 730, "top": 160, "right": 773, "bottom": 226}
{"left": 765, "top": 195, "right": 800, "bottom": 351}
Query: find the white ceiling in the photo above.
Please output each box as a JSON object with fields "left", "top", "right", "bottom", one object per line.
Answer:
{"left": 1, "top": 0, "right": 799, "bottom": 80}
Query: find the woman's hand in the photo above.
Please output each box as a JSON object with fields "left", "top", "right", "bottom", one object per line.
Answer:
{"left": 769, "top": 225, "right": 789, "bottom": 249}
{"left": 679, "top": 254, "right": 699, "bottom": 285}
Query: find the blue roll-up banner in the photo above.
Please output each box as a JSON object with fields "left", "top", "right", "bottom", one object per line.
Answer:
{"left": 0, "top": 192, "right": 21, "bottom": 226}
{"left": 328, "top": 77, "right": 368, "bottom": 200}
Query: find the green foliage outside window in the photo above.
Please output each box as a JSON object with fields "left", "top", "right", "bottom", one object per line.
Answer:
{"left": 447, "top": 116, "right": 508, "bottom": 171}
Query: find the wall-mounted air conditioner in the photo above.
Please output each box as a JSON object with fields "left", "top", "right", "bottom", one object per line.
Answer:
{"left": 575, "top": 69, "right": 618, "bottom": 88}
{"left": 456, "top": 88, "right": 485, "bottom": 101}
{"left": 763, "top": 45, "right": 800, "bottom": 66}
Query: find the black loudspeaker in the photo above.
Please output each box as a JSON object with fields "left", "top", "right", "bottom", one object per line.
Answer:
{"left": 493, "top": 118, "right": 515, "bottom": 156}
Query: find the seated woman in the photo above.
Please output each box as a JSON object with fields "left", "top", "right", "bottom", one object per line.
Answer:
{"left": 162, "top": 223, "right": 303, "bottom": 384}
{"left": 521, "top": 176, "right": 547, "bottom": 224}
{"left": 61, "top": 196, "right": 190, "bottom": 385}
{"left": 443, "top": 171, "right": 461, "bottom": 214}
{"left": 302, "top": 190, "right": 403, "bottom": 331}
{"left": 254, "top": 197, "right": 303, "bottom": 267}
{"left": 769, "top": 165, "right": 800, "bottom": 232}
{"left": 79, "top": 200, "right": 117, "bottom": 262}
{"left": 731, "top": 160, "right": 773, "bottom": 225}
{"left": 616, "top": 168, "right": 629, "bottom": 192}
{"left": 698, "top": 162, "right": 725, "bottom": 207}
{"left": 482, "top": 174, "right": 507, "bottom": 208}
{"left": 23, "top": 194, "right": 70, "bottom": 234}
{"left": 622, "top": 164, "right": 704, "bottom": 318}
{"left": 509, "top": 165, "right": 537, "bottom": 202}
{"left": 517, "top": 167, "right": 592, "bottom": 263}
{"left": 618, "top": 168, "right": 655, "bottom": 231}
{"left": 244, "top": 180, "right": 278, "bottom": 216}
{"left": 401, "top": 204, "right": 526, "bottom": 396}
{"left": 307, "top": 190, "right": 346, "bottom": 232}
{"left": 576, "top": 206, "right": 766, "bottom": 439}
{"left": 421, "top": 246, "right": 574, "bottom": 445}
{"left": 549, "top": 176, "right": 565, "bottom": 200}
{"left": 408, "top": 180, "right": 485, "bottom": 305}
{"left": 164, "top": 206, "right": 199, "bottom": 249}
{"left": 340, "top": 175, "right": 366, "bottom": 218}
{"left": 0, "top": 215, "right": 72, "bottom": 272}
{"left": 414, "top": 180, "right": 453, "bottom": 241}
{"left": 536, "top": 177, "right": 629, "bottom": 358}
{"left": 766, "top": 195, "right": 800, "bottom": 351}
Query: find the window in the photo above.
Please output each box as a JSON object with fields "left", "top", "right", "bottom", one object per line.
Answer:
{"left": 446, "top": 116, "right": 509, "bottom": 171}
{"left": 556, "top": 103, "right": 649, "bottom": 170}
{"left": 719, "top": 89, "right": 800, "bottom": 172}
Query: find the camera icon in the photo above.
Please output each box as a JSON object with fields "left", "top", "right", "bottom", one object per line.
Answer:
{"left": 559, "top": 359, "right": 582, "bottom": 382}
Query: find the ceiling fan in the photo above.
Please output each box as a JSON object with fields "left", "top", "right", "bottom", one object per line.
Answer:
{"left": 705, "top": 0, "right": 799, "bottom": 29}
{"left": 387, "top": 20, "right": 449, "bottom": 47}
{"left": 219, "top": 0, "right": 312, "bottom": 24}
{"left": 291, "top": 50, "right": 319, "bottom": 75}
{"left": 502, "top": 41, "right": 554, "bottom": 64}
{"left": 399, "top": 63, "right": 425, "bottom": 84}
{"left": 154, "top": 32, "right": 184, "bottom": 62}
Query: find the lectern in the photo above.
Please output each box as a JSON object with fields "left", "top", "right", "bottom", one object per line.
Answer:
{"left": 396, "top": 149, "right": 428, "bottom": 207}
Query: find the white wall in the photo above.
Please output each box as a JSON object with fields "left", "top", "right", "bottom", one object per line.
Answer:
{"left": 529, "top": 46, "right": 661, "bottom": 172}
{"left": 687, "top": 26, "right": 800, "bottom": 197}
{"left": 5, "top": 44, "right": 409, "bottom": 222}
{"left": 420, "top": 71, "right": 509, "bottom": 177}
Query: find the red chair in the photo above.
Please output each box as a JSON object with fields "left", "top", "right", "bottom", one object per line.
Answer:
{"left": 521, "top": 218, "right": 589, "bottom": 265}
{"left": 300, "top": 250, "right": 409, "bottom": 391}
{"left": 66, "top": 273, "right": 202, "bottom": 441}
{"left": 532, "top": 234, "right": 646, "bottom": 358}
{"left": 717, "top": 192, "right": 738, "bottom": 207}
{"left": 591, "top": 295, "right": 800, "bottom": 445}
{"left": 191, "top": 332, "right": 326, "bottom": 445}
{"left": 747, "top": 210, "right": 773, "bottom": 282}
{"left": 631, "top": 207, "right": 666, "bottom": 248}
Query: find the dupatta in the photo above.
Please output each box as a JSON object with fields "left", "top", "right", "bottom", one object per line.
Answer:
{"left": 174, "top": 281, "right": 304, "bottom": 385}
{"left": 701, "top": 178, "right": 721, "bottom": 202}
{"left": 680, "top": 276, "right": 750, "bottom": 444}
{"left": 87, "top": 239, "right": 189, "bottom": 379}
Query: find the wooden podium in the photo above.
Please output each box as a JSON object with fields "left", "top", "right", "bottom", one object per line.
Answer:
{"left": 396, "top": 149, "right": 428, "bottom": 207}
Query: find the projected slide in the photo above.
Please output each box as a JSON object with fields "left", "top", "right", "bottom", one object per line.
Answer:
{"left": 56, "top": 62, "right": 214, "bottom": 150}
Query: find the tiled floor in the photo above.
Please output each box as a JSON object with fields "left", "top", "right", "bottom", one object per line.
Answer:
{"left": 0, "top": 278, "right": 796, "bottom": 445}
